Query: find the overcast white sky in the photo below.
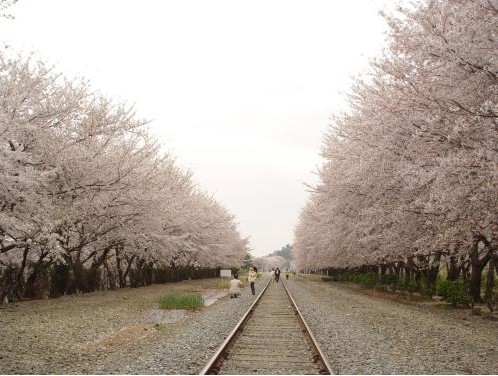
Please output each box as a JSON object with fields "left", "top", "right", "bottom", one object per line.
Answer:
{"left": 0, "top": 0, "right": 397, "bottom": 257}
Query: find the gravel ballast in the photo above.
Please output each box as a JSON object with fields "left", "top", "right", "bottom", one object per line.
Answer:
{"left": 0, "top": 277, "right": 268, "bottom": 374}
{"left": 285, "top": 275, "right": 498, "bottom": 374}
{"left": 2, "top": 274, "right": 497, "bottom": 374}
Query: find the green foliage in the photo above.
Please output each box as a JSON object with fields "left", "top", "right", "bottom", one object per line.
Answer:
{"left": 399, "top": 279, "right": 419, "bottom": 293}
{"left": 351, "top": 272, "right": 376, "bottom": 287}
{"left": 324, "top": 269, "right": 476, "bottom": 306}
{"left": 328, "top": 271, "right": 351, "bottom": 282}
{"left": 158, "top": 293, "right": 204, "bottom": 310}
{"left": 327, "top": 272, "right": 377, "bottom": 287}
{"left": 241, "top": 253, "right": 252, "bottom": 269}
{"left": 380, "top": 274, "right": 398, "bottom": 286}
{"left": 437, "top": 280, "right": 470, "bottom": 306}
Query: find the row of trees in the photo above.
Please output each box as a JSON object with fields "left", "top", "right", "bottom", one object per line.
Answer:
{"left": 0, "top": 53, "right": 249, "bottom": 300}
{"left": 252, "top": 255, "right": 286, "bottom": 272}
{"left": 253, "top": 244, "right": 293, "bottom": 272}
{"left": 293, "top": 0, "right": 497, "bottom": 303}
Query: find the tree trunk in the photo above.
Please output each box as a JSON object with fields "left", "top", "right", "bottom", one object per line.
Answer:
{"left": 122, "top": 255, "right": 136, "bottom": 287}
{"left": 23, "top": 252, "right": 48, "bottom": 298}
{"left": 415, "top": 269, "right": 422, "bottom": 290}
{"left": 380, "top": 264, "right": 387, "bottom": 276}
{"left": 484, "top": 256, "right": 495, "bottom": 303}
{"left": 17, "top": 246, "right": 30, "bottom": 295}
{"left": 115, "top": 247, "right": 125, "bottom": 288}
{"left": 103, "top": 259, "right": 117, "bottom": 290}
{"left": 446, "top": 255, "right": 460, "bottom": 281}
{"left": 469, "top": 263, "right": 486, "bottom": 303}
{"left": 404, "top": 258, "right": 413, "bottom": 286}
{"left": 468, "top": 237, "right": 492, "bottom": 303}
{"left": 461, "top": 256, "right": 470, "bottom": 283}
{"left": 426, "top": 253, "right": 441, "bottom": 294}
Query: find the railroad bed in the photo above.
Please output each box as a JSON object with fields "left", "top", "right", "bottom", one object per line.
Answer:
{"left": 201, "top": 280, "right": 332, "bottom": 375}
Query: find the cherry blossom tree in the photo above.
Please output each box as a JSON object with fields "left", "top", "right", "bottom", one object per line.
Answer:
{"left": 293, "top": 0, "right": 497, "bottom": 302}
{"left": 0, "top": 53, "right": 249, "bottom": 299}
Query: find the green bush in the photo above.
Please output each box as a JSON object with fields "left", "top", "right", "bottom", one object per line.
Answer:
{"left": 158, "top": 293, "right": 204, "bottom": 310}
{"left": 437, "top": 280, "right": 470, "bottom": 306}
{"left": 352, "top": 272, "right": 376, "bottom": 287}
{"left": 397, "top": 278, "right": 419, "bottom": 293}
{"left": 380, "top": 274, "right": 398, "bottom": 286}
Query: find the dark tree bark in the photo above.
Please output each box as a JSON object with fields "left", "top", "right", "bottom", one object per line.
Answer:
{"left": 23, "top": 251, "right": 48, "bottom": 298}
{"left": 17, "top": 246, "right": 30, "bottom": 294}
{"left": 461, "top": 256, "right": 471, "bottom": 283}
{"left": 446, "top": 255, "right": 461, "bottom": 281}
{"left": 426, "top": 253, "right": 441, "bottom": 294}
{"left": 122, "top": 254, "right": 136, "bottom": 287}
{"left": 115, "top": 246, "right": 126, "bottom": 288}
{"left": 484, "top": 255, "right": 495, "bottom": 303}
{"left": 468, "top": 236, "right": 492, "bottom": 303}
{"left": 404, "top": 258, "right": 414, "bottom": 285}
{"left": 103, "top": 259, "right": 117, "bottom": 289}
{"left": 380, "top": 264, "right": 387, "bottom": 276}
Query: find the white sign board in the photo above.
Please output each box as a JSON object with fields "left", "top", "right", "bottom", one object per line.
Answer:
{"left": 220, "top": 269, "right": 232, "bottom": 278}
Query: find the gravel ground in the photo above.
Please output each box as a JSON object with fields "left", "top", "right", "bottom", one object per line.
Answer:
{"left": 0, "top": 276, "right": 268, "bottom": 374}
{"left": 285, "top": 275, "right": 498, "bottom": 375}
{"left": 2, "top": 274, "right": 497, "bottom": 375}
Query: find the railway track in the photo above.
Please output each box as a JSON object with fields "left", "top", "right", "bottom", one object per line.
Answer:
{"left": 200, "top": 278, "right": 334, "bottom": 375}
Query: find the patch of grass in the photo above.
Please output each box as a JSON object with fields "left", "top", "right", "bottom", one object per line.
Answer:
{"left": 153, "top": 323, "right": 166, "bottom": 330}
{"left": 380, "top": 274, "right": 398, "bottom": 286}
{"left": 395, "top": 279, "right": 419, "bottom": 293}
{"left": 212, "top": 278, "right": 230, "bottom": 289}
{"left": 158, "top": 293, "right": 204, "bottom": 310}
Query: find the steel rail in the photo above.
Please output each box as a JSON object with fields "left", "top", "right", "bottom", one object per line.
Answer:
{"left": 282, "top": 279, "right": 335, "bottom": 375}
{"left": 199, "top": 278, "right": 272, "bottom": 375}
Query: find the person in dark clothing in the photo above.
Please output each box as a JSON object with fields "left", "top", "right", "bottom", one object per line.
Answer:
{"left": 275, "top": 268, "right": 280, "bottom": 283}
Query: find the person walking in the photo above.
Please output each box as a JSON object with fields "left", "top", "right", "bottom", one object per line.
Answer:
{"left": 247, "top": 267, "right": 257, "bottom": 295}
{"left": 270, "top": 268, "right": 275, "bottom": 282}
{"left": 275, "top": 268, "right": 281, "bottom": 283}
{"left": 229, "top": 273, "right": 242, "bottom": 298}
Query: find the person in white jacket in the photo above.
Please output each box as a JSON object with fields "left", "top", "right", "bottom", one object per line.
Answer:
{"left": 247, "top": 267, "right": 257, "bottom": 295}
{"left": 229, "top": 273, "right": 242, "bottom": 298}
